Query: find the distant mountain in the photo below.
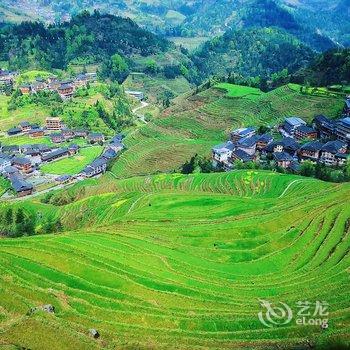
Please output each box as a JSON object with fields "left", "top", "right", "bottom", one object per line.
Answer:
{"left": 1, "top": 0, "right": 348, "bottom": 47}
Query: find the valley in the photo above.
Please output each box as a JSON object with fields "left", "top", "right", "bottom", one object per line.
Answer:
{"left": 0, "top": 4, "right": 349, "bottom": 350}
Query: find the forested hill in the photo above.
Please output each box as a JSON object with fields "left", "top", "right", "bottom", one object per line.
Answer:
{"left": 0, "top": 11, "right": 170, "bottom": 70}
{"left": 292, "top": 49, "right": 350, "bottom": 86}
{"left": 192, "top": 27, "right": 315, "bottom": 81}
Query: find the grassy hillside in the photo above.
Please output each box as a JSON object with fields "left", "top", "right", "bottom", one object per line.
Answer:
{"left": 111, "top": 83, "right": 344, "bottom": 178}
{"left": 0, "top": 171, "right": 349, "bottom": 349}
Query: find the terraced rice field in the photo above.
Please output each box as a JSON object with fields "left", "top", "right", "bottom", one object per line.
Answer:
{"left": 111, "top": 84, "right": 344, "bottom": 178}
{"left": 0, "top": 171, "right": 349, "bottom": 349}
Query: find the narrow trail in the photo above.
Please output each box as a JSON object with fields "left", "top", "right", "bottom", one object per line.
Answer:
{"left": 132, "top": 101, "right": 149, "bottom": 124}
{"left": 279, "top": 179, "right": 303, "bottom": 198}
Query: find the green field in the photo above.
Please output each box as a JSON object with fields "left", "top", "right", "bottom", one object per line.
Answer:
{"left": 215, "top": 83, "right": 263, "bottom": 100}
{"left": 111, "top": 83, "right": 345, "bottom": 178}
{"left": 0, "top": 171, "right": 349, "bottom": 349}
{"left": 40, "top": 146, "right": 103, "bottom": 175}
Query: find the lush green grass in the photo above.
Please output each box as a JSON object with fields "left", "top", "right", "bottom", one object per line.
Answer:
{"left": 215, "top": 83, "right": 263, "bottom": 100}
{"left": 0, "top": 95, "right": 50, "bottom": 132}
{"left": 0, "top": 171, "right": 349, "bottom": 349}
{"left": 40, "top": 146, "right": 103, "bottom": 175}
{"left": 0, "top": 134, "right": 52, "bottom": 146}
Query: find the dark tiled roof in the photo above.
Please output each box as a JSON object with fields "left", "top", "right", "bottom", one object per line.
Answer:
{"left": 90, "top": 157, "right": 107, "bottom": 168}
{"left": 321, "top": 140, "right": 347, "bottom": 153}
{"left": 102, "top": 148, "right": 117, "bottom": 159}
{"left": 13, "top": 157, "right": 31, "bottom": 166}
{"left": 296, "top": 125, "right": 316, "bottom": 134}
{"left": 237, "top": 135, "right": 259, "bottom": 148}
{"left": 273, "top": 152, "right": 294, "bottom": 161}
{"left": 232, "top": 149, "right": 252, "bottom": 162}
{"left": 42, "top": 148, "right": 68, "bottom": 162}
{"left": 10, "top": 175, "right": 33, "bottom": 192}
{"left": 258, "top": 134, "right": 273, "bottom": 143}
{"left": 300, "top": 141, "right": 324, "bottom": 152}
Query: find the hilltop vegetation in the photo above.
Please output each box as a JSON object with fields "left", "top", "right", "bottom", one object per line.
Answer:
{"left": 192, "top": 27, "right": 315, "bottom": 81}
{"left": 0, "top": 170, "right": 349, "bottom": 348}
{"left": 0, "top": 79, "right": 134, "bottom": 134}
{"left": 0, "top": 11, "right": 170, "bottom": 70}
{"left": 292, "top": 49, "right": 350, "bottom": 87}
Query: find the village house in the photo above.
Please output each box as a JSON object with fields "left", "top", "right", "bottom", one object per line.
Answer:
{"left": 55, "top": 174, "right": 73, "bottom": 184}
{"left": 12, "top": 157, "right": 33, "bottom": 173}
{"left": 19, "top": 84, "right": 31, "bottom": 94}
{"left": 87, "top": 132, "right": 105, "bottom": 144}
{"left": 294, "top": 125, "right": 318, "bottom": 140}
{"left": 319, "top": 140, "right": 347, "bottom": 166}
{"left": 31, "top": 80, "right": 47, "bottom": 93}
{"left": 335, "top": 117, "right": 350, "bottom": 145}
{"left": 62, "top": 128, "right": 75, "bottom": 140}
{"left": 50, "top": 133, "right": 65, "bottom": 144}
{"left": 46, "top": 117, "right": 62, "bottom": 130}
{"left": 74, "top": 129, "right": 88, "bottom": 138}
{"left": 102, "top": 148, "right": 118, "bottom": 161}
{"left": 231, "top": 149, "right": 254, "bottom": 163}
{"left": 125, "top": 90, "right": 144, "bottom": 101}
{"left": 0, "top": 156, "right": 11, "bottom": 172}
{"left": 265, "top": 138, "right": 300, "bottom": 156}
{"left": 2, "top": 165, "right": 19, "bottom": 178}
{"left": 9, "top": 175, "right": 33, "bottom": 197}
{"left": 81, "top": 158, "right": 107, "bottom": 178}
{"left": 47, "top": 80, "right": 61, "bottom": 91}
{"left": 19, "top": 121, "right": 32, "bottom": 133}
{"left": 236, "top": 135, "right": 259, "bottom": 155}
{"left": 68, "top": 144, "right": 79, "bottom": 155}
{"left": 7, "top": 127, "right": 22, "bottom": 136}
{"left": 0, "top": 69, "right": 15, "bottom": 92}
{"left": 273, "top": 152, "right": 294, "bottom": 169}
{"left": 74, "top": 74, "right": 88, "bottom": 88}
{"left": 41, "top": 148, "right": 69, "bottom": 162}
{"left": 2, "top": 145, "right": 20, "bottom": 155}
{"left": 230, "top": 127, "right": 255, "bottom": 143}
{"left": 256, "top": 134, "right": 273, "bottom": 150}
{"left": 29, "top": 128, "right": 45, "bottom": 138}
{"left": 283, "top": 117, "right": 306, "bottom": 136}
{"left": 312, "top": 115, "right": 335, "bottom": 139}
{"left": 58, "top": 81, "right": 74, "bottom": 99}
{"left": 109, "top": 135, "right": 125, "bottom": 152}
{"left": 298, "top": 141, "right": 324, "bottom": 162}
{"left": 212, "top": 142, "right": 235, "bottom": 167}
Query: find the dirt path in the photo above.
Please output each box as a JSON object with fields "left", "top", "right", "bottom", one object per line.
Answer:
{"left": 132, "top": 101, "right": 149, "bottom": 124}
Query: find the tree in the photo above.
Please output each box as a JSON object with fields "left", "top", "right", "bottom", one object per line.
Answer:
{"left": 145, "top": 59, "right": 158, "bottom": 74}
{"left": 300, "top": 161, "right": 316, "bottom": 177}
{"left": 99, "top": 54, "right": 129, "bottom": 83}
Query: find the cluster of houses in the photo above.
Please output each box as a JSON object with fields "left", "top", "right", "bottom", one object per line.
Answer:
{"left": 212, "top": 97, "right": 350, "bottom": 173}
{"left": 7, "top": 117, "right": 106, "bottom": 145}
{"left": 0, "top": 69, "right": 18, "bottom": 92}
{"left": 1, "top": 116, "right": 124, "bottom": 196}
{"left": 0, "top": 68, "right": 97, "bottom": 99}
{"left": 17, "top": 73, "right": 96, "bottom": 99}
